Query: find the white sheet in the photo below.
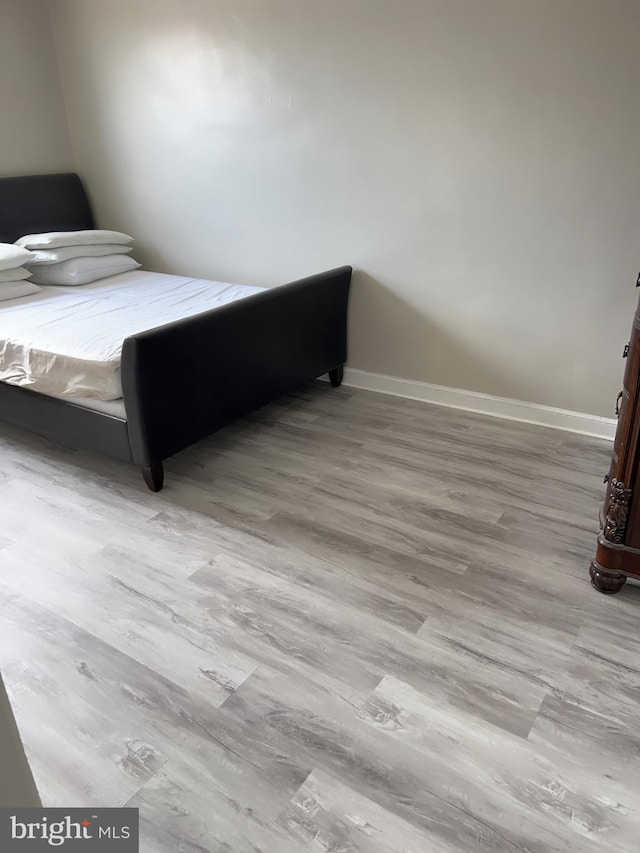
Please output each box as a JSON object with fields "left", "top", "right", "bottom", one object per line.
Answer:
{"left": 0, "top": 270, "right": 264, "bottom": 401}
{"left": 51, "top": 394, "right": 127, "bottom": 418}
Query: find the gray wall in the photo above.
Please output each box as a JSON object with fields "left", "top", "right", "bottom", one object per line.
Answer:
{"left": 0, "top": 670, "right": 40, "bottom": 807}
{"left": 38, "top": 1, "right": 640, "bottom": 415}
{"left": 0, "top": 0, "right": 73, "bottom": 175}
{"left": 0, "top": 3, "right": 64, "bottom": 810}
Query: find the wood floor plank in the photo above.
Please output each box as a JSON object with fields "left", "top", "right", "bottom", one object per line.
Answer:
{"left": 0, "top": 593, "right": 309, "bottom": 822}
{"left": 275, "top": 767, "right": 454, "bottom": 853}
{"left": 189, "top": 559, "right": 547, "bottom": 734}
{"left": 0, "top": 546, "right": 258, "bottom": 707}
{"left": 223, "top": 667, "right": 534, "bottom": 852}
{"left": 358, "top": 676, "right": 638, "bottom": 852}
{"left": 126, "top": 755, "right": 305, "bottom": 853}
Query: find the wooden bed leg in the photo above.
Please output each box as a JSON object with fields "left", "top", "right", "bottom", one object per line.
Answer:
{"left": 328, "top": 365, "right": 344, "bottom": 387}
{"left": 141, "top": 462, "right": 164, "bottom": 492}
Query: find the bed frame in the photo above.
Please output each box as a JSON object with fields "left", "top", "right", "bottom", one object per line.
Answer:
{"left": 0, "top": 173, "right": 351, "bottom": 491}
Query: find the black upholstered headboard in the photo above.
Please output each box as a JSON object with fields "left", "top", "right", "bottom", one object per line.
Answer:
{"left": 0, "top": 172, "right": 94, "bottom": 244}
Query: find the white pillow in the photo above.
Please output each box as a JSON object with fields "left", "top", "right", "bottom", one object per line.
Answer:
{"left": 0, "top": 280, "right": 41, "bottom": 302}
{"left": 0, "top": 243, "right": 34, "bottom": 271}
{"left": 29, "top": 254, "right": 141, "bottom": 286}
{"left": 16, "top": 229, "right": 134, "bottom": 249}
{"left": 0, "top": 266, "right": 32, "bottom": 282}
{"left": 28, "top": 244, "right": 133, "bottom": 265}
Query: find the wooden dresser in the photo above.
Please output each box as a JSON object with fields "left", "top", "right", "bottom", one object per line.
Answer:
{"left": 590, "top": 274, "right": 640, "bottom": 593}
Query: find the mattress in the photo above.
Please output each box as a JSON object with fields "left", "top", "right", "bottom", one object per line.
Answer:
{"left": 0, "top": 270, "right": 264, "bottom": 402}
{"left": 51, "top": 394, "right": 127, "bottom": 419}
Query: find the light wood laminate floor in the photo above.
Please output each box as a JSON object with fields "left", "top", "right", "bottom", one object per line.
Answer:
{"left": 1, "top": 383, "right": 639, "bottom": 852}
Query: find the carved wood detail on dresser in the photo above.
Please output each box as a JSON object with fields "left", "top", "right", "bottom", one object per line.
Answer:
{"left": 590, "top": 273, "right": 640, "bottom": 593}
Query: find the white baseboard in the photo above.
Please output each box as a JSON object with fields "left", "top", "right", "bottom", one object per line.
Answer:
{"left": 332, "top": 368, "right": 616, "bottom": 440}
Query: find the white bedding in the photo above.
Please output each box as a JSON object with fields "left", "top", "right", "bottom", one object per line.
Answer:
{"left": 51, "top": 394, "right": 127, "bottom": 418}
{"left": 0, "top": 270, "right": 264, "bottom": 402}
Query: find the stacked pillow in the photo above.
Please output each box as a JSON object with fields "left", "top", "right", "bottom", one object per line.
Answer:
{"left": 16, "top": 229, "right": 140, "bottom": 286}
{"left": 0, "top": 243, "right": 40, "bottom": 301}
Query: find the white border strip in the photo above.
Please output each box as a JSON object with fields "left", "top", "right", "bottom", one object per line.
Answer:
{"left": 336, "top": 368, "right": 616, "bottom": 440}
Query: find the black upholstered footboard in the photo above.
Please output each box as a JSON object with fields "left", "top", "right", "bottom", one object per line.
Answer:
{"left": 122, "top": 265, "right": 352, "bottom": 470}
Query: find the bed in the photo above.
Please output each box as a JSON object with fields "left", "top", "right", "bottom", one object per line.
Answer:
{"left": 0, "top": 172, "right": 351, "bottom": 491}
